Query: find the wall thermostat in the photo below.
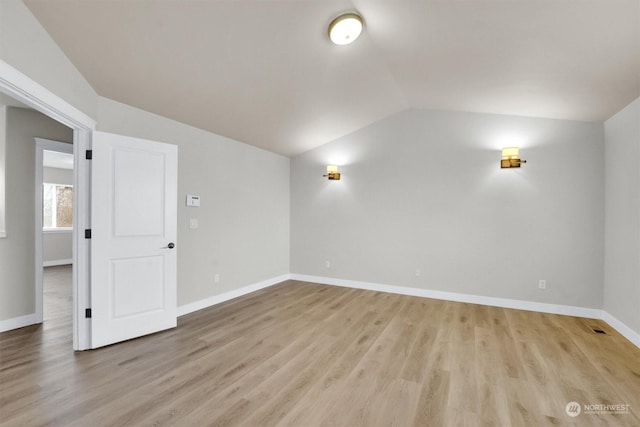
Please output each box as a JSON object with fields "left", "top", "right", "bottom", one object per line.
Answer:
{"left": 186, "top": 195, "right": 200, "bottom": 207}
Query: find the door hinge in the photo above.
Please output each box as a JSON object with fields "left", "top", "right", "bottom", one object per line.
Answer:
{"left": 85, "top": 150, "right": 93, "bottom": 160}
{"left": 85, "top": 308, "right": 92, "bottom": 318}
{"left": 84, "top": 229, "right": 91, "bottom": 239}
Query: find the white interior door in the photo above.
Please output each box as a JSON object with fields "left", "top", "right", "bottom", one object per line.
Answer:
{"left": 91, "top": 131, "right": 177, "bottom": 348}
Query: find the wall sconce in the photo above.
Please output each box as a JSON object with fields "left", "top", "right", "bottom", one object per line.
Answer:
{"left": 324, "top": 165, "right": 341, "bottom": 180}
{"left": 500, "top": 147, "right": 526, "bottom": 168}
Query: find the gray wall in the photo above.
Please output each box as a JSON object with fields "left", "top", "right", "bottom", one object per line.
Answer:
{"left": 0, "top": 0, "right": 98, "bottom": 119}
{"left": 42, "top": 167, "right": 73, "bottom": 264}
{"left": 291, "top": 109, "right": 605, "bottom": 309}
{"left": 0, "top": 106, "right": 5, "bottom": 237}
{"left": 0, "top": 107, "right": 72, "bottom": 321}
{"left": 96, "top": 97, "right": 290, "bottom": 307}
{"left": 604, "top": 97, "right": 640, "bottom": 334}
{"left": 43, "top": 231, "right": 72, "bottom": 264}
{"left": 43, "top": 166, "right": 72, "bottom": 185}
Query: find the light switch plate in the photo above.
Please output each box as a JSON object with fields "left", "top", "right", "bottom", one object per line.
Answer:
{"left": 189, "top": 218, "right": 199, "bottom": 229}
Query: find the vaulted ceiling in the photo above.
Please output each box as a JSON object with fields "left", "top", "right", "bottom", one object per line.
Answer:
{"left": 24, "top": 0, "right": 640, "bottom": 157}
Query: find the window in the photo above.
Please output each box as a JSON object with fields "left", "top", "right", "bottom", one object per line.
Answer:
{"left": 43, "top": 183, "right": 73, "bottom": 229}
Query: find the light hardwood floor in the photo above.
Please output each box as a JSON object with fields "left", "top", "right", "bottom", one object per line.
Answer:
{"left": 1, "top": 266, "right": 639, "bottom": 426}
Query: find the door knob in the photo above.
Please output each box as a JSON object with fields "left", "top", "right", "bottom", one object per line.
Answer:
{"left": 163, "top": 242, "right": 175, "bottom": 249}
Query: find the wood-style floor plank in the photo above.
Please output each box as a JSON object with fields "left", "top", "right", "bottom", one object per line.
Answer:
{"left": 1, "top": 266, "right": 639, "bottom": 426}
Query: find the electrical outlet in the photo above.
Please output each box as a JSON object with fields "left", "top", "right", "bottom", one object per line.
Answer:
{"left": 415, "top": 269, "right": 421, "bottom": 277}
{"left": 539, "top": 279, "right": 546, "bottom": 289}
{"left": 325, "top": 260, "right": 331, "bottom": 269}
{"left": 214, "top": 274, "right": 220, "bottom": 284}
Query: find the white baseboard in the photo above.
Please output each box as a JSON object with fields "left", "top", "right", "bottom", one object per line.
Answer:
{"left": 5, "top": 268, "right": 624, "bottom": 349}
{"left": 0, "top": 312, "right": 41, "bottom": 333}
{"left": 43, "top": 259, "right": 72, "bottom": 267}
{"left": 4, "top": 271, "right": 635, "bottom": 350}
{"left": 290, "top": 274, "right": 603, "bottom": 318}
{"left": 177, "top": 274, "right": 291, "bottom": 317}
{"left": 289, "top": 274, "right": 640, "bottom": 349}
{"left": 602, "top": 311, "right": 640, "bottom": 348}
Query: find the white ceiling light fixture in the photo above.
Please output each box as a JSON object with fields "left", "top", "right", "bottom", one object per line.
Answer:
{"left": 328, "top": 12, "right": 364, "bottom": 45}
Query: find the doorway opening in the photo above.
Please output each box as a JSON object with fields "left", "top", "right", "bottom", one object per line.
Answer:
{"left": 36, "top": 139, "right": 74, "bottom": 327}
{"left": 0, "top": 60, "right": 95, "bottom": 350}
{"left": 43, "top": 265, "right": 72, "bottom": 331}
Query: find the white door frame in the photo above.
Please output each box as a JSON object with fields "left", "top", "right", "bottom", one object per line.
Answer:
{"left": 35, "top": 138, "right": 74, "bottom": 324}
{"left": 0, "top": 60, "right": 96, "bottom": 350}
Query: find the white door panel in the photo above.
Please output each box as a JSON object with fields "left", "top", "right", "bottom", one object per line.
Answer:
{"left": 113, "top": 148, "right": 165, "bottom": 236}
{"left": 91, "top": 131, "right": 177, "bottom": 349}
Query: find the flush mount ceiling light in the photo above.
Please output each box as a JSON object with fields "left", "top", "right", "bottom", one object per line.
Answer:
{"left": 328, "top": 12, "right": 364, "bottom": 45}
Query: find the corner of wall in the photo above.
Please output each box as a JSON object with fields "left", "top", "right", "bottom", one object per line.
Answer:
{"left": 603, "top": 96, "right": 640, "bottom": 339}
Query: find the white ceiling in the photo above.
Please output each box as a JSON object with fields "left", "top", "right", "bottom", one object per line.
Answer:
{"left": 24, "top": 0, "right": 640, "bottom": 157}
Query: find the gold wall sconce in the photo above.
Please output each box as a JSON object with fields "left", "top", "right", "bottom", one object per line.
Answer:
{"left": 324, "top": 165, "right": 341, "bottom": 180}
{"left": 501, "top": 147, "right": 526, "bottom": 168}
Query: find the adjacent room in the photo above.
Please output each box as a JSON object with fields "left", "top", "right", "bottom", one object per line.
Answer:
{"left": 0, "top": 0, "right": 639, "bottom": 425}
